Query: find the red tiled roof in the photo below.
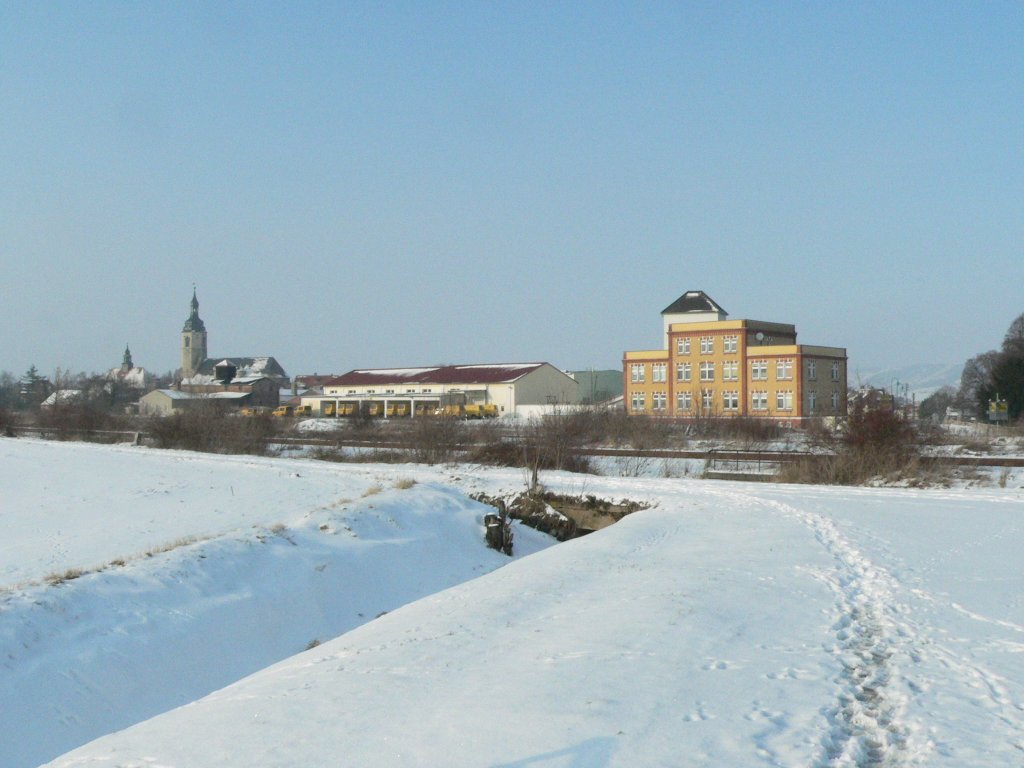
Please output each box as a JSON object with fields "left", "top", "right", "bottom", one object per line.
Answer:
{"left": 325, "top": 363, "right": 550, "bottom": 387}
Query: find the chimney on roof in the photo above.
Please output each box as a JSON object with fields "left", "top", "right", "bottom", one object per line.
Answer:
{"left": 215, "top": 361, "right": 237, "bottom": 384}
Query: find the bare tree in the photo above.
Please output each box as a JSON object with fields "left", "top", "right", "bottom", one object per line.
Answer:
{"left": 1003, "top": 313, "right": 1024, "bottom": 357}
{"left": 958, "top": 350, "right": 1000, "bottom": 417}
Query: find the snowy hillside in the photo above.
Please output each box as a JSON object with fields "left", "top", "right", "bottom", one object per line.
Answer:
{"left": 1, "top": 440, "right": 552, "bottom": 767}
{"left": 3, "top": 439, "right": 1024, "bottom": 767}
{"left": 856, "top": 362, "right": 963, "bottom": 400}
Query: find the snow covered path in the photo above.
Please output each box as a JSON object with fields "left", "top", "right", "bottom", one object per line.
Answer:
{"left": 742, "top": 484, "right": 1024, "bottom": 765}
{"left": 3, "top": 440, "right": 1023, "bottom": 767}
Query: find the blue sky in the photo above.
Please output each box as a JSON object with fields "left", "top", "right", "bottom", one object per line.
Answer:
{"left": 1, "top": 2, "right": 1021, "bottom": 381}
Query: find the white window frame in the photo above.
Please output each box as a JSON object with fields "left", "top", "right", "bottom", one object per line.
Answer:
{"left": 831, "top": 361, "right": 841, "bottom": 381}
{"left": 631, "top": 364, "right": 645, "bottom": 384}
{"left": 676, "top": 337, "right": 691, "bottom": 355}
{"left": 776, "top": 359, "right": 793, "bottom": 380}
{"left": 723, "top": 390, "right": 739, "bottom": 411}
{"left": 699, "top": 361, "right": 715, "bottom": 382}
{"left": 701, "top": 389, "right": 714, "bottom": 411}
{"left": 652, "top": 363, "right": 667, "bottom": 383}
{"left": 751, "top": 391, "right": 768, "bottom": 411}
{"left": 724, "top": 335, "right": 738, "bottom": 354}
{"left": 653, "top": 391, "right": 667, "bottom": 411}
{"left": 676, "top": 391, "right": 692, "bottom": 412}
{"left": 807, "top": 360, "right": 817, "bottom": 380}
{"left": 700, "top": 336, "right": 714, "bottom": 354}
{"left": 831, "top": 390, "right": 839, "bottom": 409}
{"left": 631, "top": 392, "right": 645, "bottom": 411}
{"left": 776, "top": 390, "right": 793, "bottom": 411}
{"left": 751, "top": 360, "right": 768, "bottom": 380}
{"left": 808, "top": 391, "right": 817, "bottom": 414}
{"left": 722, "top": 361, "right": 739, "bottom": 381}
{"left": 676, "top": 363, "right": 692, "bottom": 382}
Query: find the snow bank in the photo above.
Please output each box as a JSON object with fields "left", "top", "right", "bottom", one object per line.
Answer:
{"left": 0, "top": 440, "right": 553, "bottom": 767}
{"left": 48, "top": 478, "right": 1024, "bottom": 766}
{"left": 4, "top": 439, "right": 1024, "bottom": 767}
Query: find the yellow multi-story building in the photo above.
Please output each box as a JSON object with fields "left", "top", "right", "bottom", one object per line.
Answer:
{"left": 623, "top": 291, "right": 847, "bottom": 424}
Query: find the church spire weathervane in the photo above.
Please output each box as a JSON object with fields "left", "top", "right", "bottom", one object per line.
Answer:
{"left": 183, "top": 285, "right": 205, "bottom": 333}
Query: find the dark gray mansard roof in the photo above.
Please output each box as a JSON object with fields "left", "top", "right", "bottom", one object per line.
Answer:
{"left": 661, "top": 290, "right": 727, "bottom": 316}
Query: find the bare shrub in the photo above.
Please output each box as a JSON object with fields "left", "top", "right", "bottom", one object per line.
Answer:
{"left": 591, "top": 411, "right": 682, "bottom": 450}
{"left": 393, "top": 477, "right": 417, "bottom": 489}
{"left": 845, "top": 407, "right": 914, "bottom": 452}
{"left": 37, "top": 403, "right": 118, "bottom": 440}
{"left": 347, "top": 407, "right": 380, "bottom": 436}
{"left": 958, "top": 439, "right": 992, "bottom": 454}
{"left": 729, "top": 417, "right": 785, "bottom": 444}
{"left": 148, "top": 403, "right": 279, "bottom": 455}
{"left": 407, "top": 415, "right": 466, "bottom": 464}
{"left": 365, "top": 449, "right": 408, "bottom": 464}
{"left": 514, "top": 412, "right": 599, "bottom": 484}
{"left": 314, "top": 446, "right": 408, "bottom": 464}
{"left": 467, "top": 437, "right": 521, "bottom": 467}
{"left": 308, "top": 446, "right": 349, "bottom": 462}
{"left": 0, "top": 407, "right": 17, "bottom": 436}
{"left": 614, "top": 454, "right": 653, "bottom": 477}
{"left": 362, "top": 485, "right": 383, "bottom": 497}
{"left": 781, "top": 406, "right": 920, "bottom": 485}
{"left": 915, "top": 421, "right": 953, "bottom": 447}
{"left": 801, "top": 418, "right": 838, "bottom": 451}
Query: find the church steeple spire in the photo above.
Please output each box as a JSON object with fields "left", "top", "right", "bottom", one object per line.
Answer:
{"left": 181, "top": 286, "right": 208, "bottom": 379}
{"left": 121, "top": 344, "right": 133, "bottom": 372}
{"left": 183, "top": 286, "right": 206, "bottom": 333}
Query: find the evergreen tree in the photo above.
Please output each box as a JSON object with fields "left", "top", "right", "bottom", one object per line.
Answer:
{"left": 18, "top": 365, "right": 51, "bottom": 409}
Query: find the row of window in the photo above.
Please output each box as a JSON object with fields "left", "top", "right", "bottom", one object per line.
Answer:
{"left": 674, "top": 335, "right": 740, "bottom": 356}
{"left": 630, "top": 390, "right": 841, "bottom": 412}
{"left": 631, "top": 359, "right": 841, "bottom": 383}
{"left": 340, "top": 388, "right": 436, "bottom": 395}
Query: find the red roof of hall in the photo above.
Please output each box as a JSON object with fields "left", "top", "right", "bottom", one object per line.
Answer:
{"left": 324, "top": 363, "right": 551, "bottom": 387}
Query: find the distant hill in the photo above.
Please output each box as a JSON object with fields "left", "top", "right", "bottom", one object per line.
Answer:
{"left": 854, "top": 362, "right": 963, "bottom": 401}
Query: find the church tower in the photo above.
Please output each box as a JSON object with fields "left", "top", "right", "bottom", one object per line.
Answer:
{"left": 181, "top": 288, "right": 208, "bottom": 379}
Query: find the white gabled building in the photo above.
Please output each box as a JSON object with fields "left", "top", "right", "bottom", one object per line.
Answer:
{"left": 139, "top": 389, "right": 252, "bottom": 417}
{"left": 304, "top": 363, "right": 579, "bottom": 418}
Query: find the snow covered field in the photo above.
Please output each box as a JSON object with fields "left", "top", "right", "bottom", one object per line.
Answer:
{"left": 3, "top": 439, "right": 1024, "bottom": 767}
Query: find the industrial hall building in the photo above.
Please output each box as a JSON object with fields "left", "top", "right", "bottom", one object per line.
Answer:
{"left": 302, "top": 363, "right": 580, "bottom": 419}
{"left": 623, "top": 291, "right": 847, "bottom": 425}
